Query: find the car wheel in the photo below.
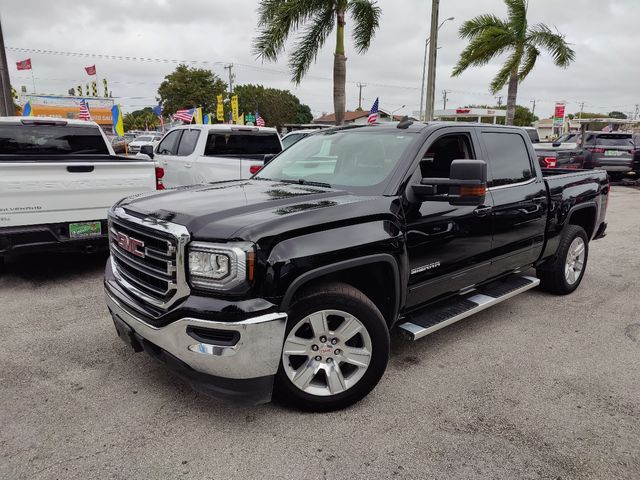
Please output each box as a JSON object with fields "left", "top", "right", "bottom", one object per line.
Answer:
{"left": 274, "top": 282, "right": 390, "bottom": 412}
{"left": 537, "top": 225, "right": 589, "bottom": 295}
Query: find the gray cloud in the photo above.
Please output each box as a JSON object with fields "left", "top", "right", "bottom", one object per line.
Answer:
{"left": 2, "top": 0, "right": 639, "bottom": 118}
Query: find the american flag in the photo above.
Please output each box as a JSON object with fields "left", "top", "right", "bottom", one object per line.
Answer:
{"left": 256, "top": 110, "right": 266, "bottom": 127}
{"left": 16, "top": 58, "right": 32, "bottom": 70}
{"left": 78, "top": 99, "right": 91, "bottom": 121}
{"left": 367, "top": 98, "right": 379, "bottom": 124}
{"left": 174, "top": 108, "right": 195, "bottom": 123}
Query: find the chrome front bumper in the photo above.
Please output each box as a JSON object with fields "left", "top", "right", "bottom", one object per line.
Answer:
{"left": 105, "top": 288, "right": 287, "bottom": 380}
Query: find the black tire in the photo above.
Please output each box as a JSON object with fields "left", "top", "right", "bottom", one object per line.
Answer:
{"left": 537, "top": 225, "right": 589, "bottom": 295}
{"left": 274, "top": 282, "right": 390, "bottom": 412}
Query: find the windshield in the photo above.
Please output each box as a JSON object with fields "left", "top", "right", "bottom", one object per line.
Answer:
{"left": 134, "top": 136, "right": 153, "bottom": 142}
{"left": 256, "top": 129, "right": 416, "bottom": 193}
{"left": 556, "top": 133, "right": 577, "bottom": 143}
{"left": 0, "top": 125, "right": 109, "bottom": 155}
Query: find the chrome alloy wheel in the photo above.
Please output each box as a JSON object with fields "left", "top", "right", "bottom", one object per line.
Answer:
{"left": 565, "top": 237, "right": 586, "bottom": 285}
{"left": 282, "top": 310, "right": 373, "bottom": 397}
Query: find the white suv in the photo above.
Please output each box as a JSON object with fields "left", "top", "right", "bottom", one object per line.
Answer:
{"left": 142, "top": 124, "right": 282, "bottom": 187}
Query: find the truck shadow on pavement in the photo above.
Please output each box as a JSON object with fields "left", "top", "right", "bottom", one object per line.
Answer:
{"left": 2, "top": 251, "right": 109, "bottom": 282}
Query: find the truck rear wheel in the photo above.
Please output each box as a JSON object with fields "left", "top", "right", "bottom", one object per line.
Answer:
{"left": 537, "top": 225, "right": 589, "bottom": 295}
{"left": 274, "top": 282, "right": 389, "bottom": 412}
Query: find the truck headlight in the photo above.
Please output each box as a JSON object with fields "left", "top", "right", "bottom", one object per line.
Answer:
{"left": 187, "top": 242, "right": 253, "bottom": 290}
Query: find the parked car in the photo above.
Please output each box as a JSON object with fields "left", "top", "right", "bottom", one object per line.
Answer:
{"left": 582, "top": 131, "right": 635, "bottom": 180}
{"left": 521, "top": 126, "right": 540, "bottom": 143}
{"left": 139, "top": 124, "right": 282, "bottom": 187}
{"left": 128, "top": 133, "right": 163, "bottom": 154}
{"left": 105, "top": 121, "right": 608, "bottom": 411}
{"left": 281, "top": 130, "right": 315, "bottom": 150}
{"left": 0, "top": 117, "right": 162, "bottom": 263}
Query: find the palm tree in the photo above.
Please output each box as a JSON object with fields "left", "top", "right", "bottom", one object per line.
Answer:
{"left": 253, "top": 0, "right": 381, "bottom": 125}
{"left": 452, "top": 0, "right": 575, "bottom": 125}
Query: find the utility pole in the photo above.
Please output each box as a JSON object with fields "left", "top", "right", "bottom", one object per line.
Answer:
{"left": 0, "top": 16, "right": 15, "bottom": 116}
{"left": 496, "top": 96, "right": 503, "bottom": 108}
{"left": 578, "top": 101, "right": 585, "bottom": 119}
{"left": 634, "top": 104, "right": 639, "bottom": 121}
{"left": 442, "top": 89, "right": 450, "bottom": 109}
{"left": 224, "top": 63, "right": 235, "bottom": 95}
{"left": 356, "top": 82, "right": 366, "bottom": 110}
{"left": 530, "top": 99, "right": 536, "bottom": 116}
{"left": 424, "top": 0, "right": 440, "bottom": 122}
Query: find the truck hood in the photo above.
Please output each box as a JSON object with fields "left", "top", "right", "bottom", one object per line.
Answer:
{"left": 117, "top": 179, "right": 391, "bottom": 242}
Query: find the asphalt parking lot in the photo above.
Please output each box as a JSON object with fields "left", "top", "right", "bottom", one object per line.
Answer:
{"left": 1, "top": 186, "right": 639, "bottom": 480}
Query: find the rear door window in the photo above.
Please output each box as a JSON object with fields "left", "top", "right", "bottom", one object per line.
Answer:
{"left": 0, "top": 124, "right": 109, "bottom": 156}
{"left": 204, "top": 133, "right": 282, "bottom": 156}
{"left": 483, "top": 132, "right": 534, "bottom": 187}
{"left": 156, "top": 129, "right": 182, "bottom": 155}
{"left": 176, "top": 129, "right": 200, "bottom": 156}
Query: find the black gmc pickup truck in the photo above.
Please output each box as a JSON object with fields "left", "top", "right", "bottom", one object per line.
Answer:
{"left": 104, "top": 121, "right": 608, "bottom": 411}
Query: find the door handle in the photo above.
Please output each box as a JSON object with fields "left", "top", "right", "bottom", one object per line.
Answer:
{"left": 66, "top": 165, "right": 94, "bottom": 173}
{"left": 532, "top": 196, "right": 546, "bottom": 203}
{"left": 473, "top": 206, "right": 492, "bottom": 216}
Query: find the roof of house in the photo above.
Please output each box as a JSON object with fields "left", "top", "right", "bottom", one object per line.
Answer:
{"left": 313, "top": 110, "right": 405, "bottom": 123}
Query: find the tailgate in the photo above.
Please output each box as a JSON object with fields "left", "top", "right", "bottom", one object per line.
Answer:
{"left": 0, "top": 161, "right": 155, "bottom": 227}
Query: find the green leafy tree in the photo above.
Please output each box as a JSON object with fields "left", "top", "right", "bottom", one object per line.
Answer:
{"left": 253, "top": 0, "right": 381, "bottom": 126}
{"left": 452, "top": 0, "right": 575, "bottom": 125}
{"left": 234, "top": 84, "right": 313, "bottom": 128}
{"left": 123, "top": 108, "right": 160, "bottom": 131}
{"left": 157, "top": 64, "right": 227, "bottom": 115}
{"left": 608, "top": 111, "right": 627, "bottom": 119}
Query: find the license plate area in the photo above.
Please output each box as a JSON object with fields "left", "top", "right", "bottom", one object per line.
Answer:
{"left": 604, "top": 150, "right": 621, "bottom": 156}
{"left": 69, "top": 221, "right": 102, "bottom": 238}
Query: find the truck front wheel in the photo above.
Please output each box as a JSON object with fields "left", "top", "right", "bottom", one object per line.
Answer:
{"left": 537, "top": 225, "right": 589, "bottom": 295}
{"left": 274, "top": 282, "right": 390, "bottom": 412}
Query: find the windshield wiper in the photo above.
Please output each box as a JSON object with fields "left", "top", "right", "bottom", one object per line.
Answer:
{"left": 295, "top": 179, "right": 332, "bottom": 188}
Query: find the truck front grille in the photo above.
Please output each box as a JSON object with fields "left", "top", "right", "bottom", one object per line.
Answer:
{"left": 108, "top": 208, "right": 190, "bottom": 309}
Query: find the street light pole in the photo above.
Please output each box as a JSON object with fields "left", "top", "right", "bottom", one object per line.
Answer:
{"left": 391, "top": 104, "right": 406, "bottom": 120}
{"left": 420, "top": 10, "right": 453, "bottom": 121}
{"left": 424, "top": 0, "right": 440, "bottom": 122}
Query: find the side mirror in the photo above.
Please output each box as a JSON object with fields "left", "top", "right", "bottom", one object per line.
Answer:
{"left": 412, "top": 159, "right": 487, "bottom": 206}
{"left": 552, "top": 141, "right": 561, "bottom": 147}
{"left": 140, "top": 144, "right": 154, "bottom": 159}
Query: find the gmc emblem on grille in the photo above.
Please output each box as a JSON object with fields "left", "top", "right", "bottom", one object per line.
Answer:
{"left": 115, "top": 231, "right": 145, "bottom": 258}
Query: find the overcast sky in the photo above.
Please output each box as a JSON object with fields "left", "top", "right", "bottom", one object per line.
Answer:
{"left": 2, "top": 0, "right": 639, "bottom": 119}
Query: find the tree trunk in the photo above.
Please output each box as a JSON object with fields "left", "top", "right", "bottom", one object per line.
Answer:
{"left": 333, "top": 8, "right": 347, "bottom": 125}
{"left": 505, "top": 71, "right": 519, "bottom": 126}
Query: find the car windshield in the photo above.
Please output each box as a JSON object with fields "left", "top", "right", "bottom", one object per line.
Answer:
{"left": 135, "top": 136, "right": 153, "bottom": 142}
{"left": 255, "top": 129, "right": 416, "bottom": 194}
{"left": 556, "top": 133, "right": 577, "bottom": 143}
{"left": 0, "top": 124, "right": 110, "bottom": 155}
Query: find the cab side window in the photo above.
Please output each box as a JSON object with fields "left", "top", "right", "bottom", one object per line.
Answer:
{"left": 156, "top": 129, "right": 182, "bottom": 155}
{"left": 176, "top": 129, "right": 200, "bottom": 156}
{"left": 482, "top": 132, "right": 533, "bottom": 187}
{"left": 420, "top": 133, "right": 475, "bottom": 179}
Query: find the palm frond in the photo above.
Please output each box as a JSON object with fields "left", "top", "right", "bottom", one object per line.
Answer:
{"left": 518, "top": 44, "right": 539, "bottom": 80}
{"left": 253, "top": 0, "right": 329, "bottom": 62}
{"left": 348, "top": 0, "right": 382, "bottom": 53}
{"left": 489, "top": 50, "right": 521, "bottom": 94}
{"left": 288, "top": 5, "right": 336, "bottom": 83}
{"left": 452, "top": 27, "right": 516, "bottom": 76}
{"left": 504, "top": 0, "right": 528, "bottom": 37}
{"left": 459, "top": 14, "right": 511, "bottom": 40}
{"left": 527, "top": 23, "right": 576, "bottom": 67}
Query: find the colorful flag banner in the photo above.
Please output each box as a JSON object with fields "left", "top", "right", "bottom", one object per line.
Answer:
{"left": 22, "top": 101, "right": 33, "bottom": 117}
{"left": 231, "top": 95, "right": 239, "bottom": 122}
{"left": 216, "top": 95, "right": 224, "bottom": 121}
{"left": 255, "top": 110, "right": 265, "bottom": 127}
{"left": 174, "top": 108, "right": 195, "bottom": 123}
{"left": 111, "top": 104, "right": 125, "bottom": 137}
{"left": 194, "top": 107, "right": 203, "bottom": 124}
{"left": 16, "top": 59, "right": 32, "bottom": 70}
{"left": 237, "top": 112, "right": 245, "bottom": 125}
{"left": 79, "top": 99, "right": 91, "bottom": 121}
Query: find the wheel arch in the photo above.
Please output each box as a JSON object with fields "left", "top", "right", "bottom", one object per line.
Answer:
{"left": 280, "top": 254, "right": 401, "bottom": 329}
{"left": 566, "top": 202, "right": 598, "bottom": 239}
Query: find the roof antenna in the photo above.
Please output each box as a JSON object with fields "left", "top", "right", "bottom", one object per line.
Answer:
{"left": 397, "top": 115, "right": 413, "bottom": 129}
